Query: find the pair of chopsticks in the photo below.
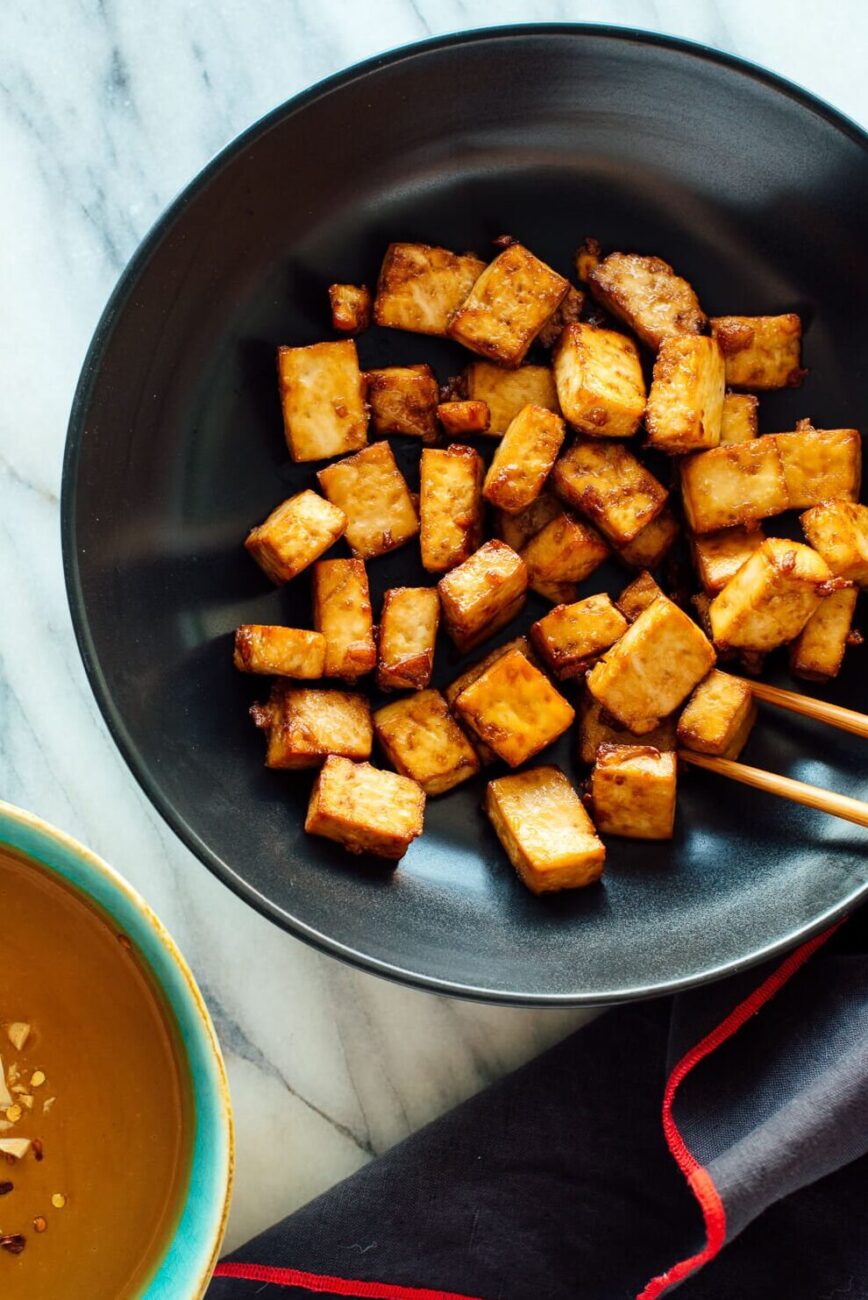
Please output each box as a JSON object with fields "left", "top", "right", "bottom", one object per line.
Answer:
{"left": 679, "top": 681, "right": 868, "bottom": 830}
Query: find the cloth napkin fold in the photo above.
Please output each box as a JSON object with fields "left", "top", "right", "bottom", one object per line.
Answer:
{"left": 207, "top": 910, "right": 868, "bottom": 1299}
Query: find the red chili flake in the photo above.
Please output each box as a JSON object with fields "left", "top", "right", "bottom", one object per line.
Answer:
{"left": 31, "top": 1139, "right": 44, "bottom": 1162}
{"left": 0, "top": 1181, "right": 12, "bottom": 1195}
{"left": 0, "top": 1234, "right": 25, "bottom": 1254}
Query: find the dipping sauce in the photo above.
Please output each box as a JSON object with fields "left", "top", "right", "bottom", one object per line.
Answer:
{"left": 0, "top": 847, "right": 193, "bottom": 1299}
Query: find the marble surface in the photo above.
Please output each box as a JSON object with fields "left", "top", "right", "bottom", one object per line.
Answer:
{"left": 2, "top": 0, "right": 867, "bottom": 1256}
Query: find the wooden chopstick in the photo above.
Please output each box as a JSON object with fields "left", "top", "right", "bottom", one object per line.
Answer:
{"left": 749, "top": 680, "right": 868, "bottom": 740}
{"left": 678, "top": 749, "right": 868, "bottom": 830}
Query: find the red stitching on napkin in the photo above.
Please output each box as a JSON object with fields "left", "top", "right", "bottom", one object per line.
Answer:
{"left": 637, "top": 922, "right": 841, "bottom": 1299}
{"left": 212, "top": 1260, "right": 485, "bottom": 1299}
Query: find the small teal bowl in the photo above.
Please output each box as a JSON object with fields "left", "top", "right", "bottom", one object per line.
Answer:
{"left": 0, "top": 800, "right": 234, "bottom": 1298}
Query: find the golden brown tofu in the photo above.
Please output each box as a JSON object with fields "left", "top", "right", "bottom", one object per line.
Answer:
{"left": 691, "top": 594, "right": 766, "bottom": 677}
{"left": 437, "top": 400, "right": 490, "bottom": 436}
{"left": 676, "top": 669, "right": 757, "bottom": 758}
{"left": 438, "top": 540, "right": 528, "bottom": 653}
{"left": 374, "top": 690, "right": 479, "bottom": 796}
{"left": 250, "top": 684, "right": 372, "bottom": 769}
{"left": 495, "top": 492, "right": 562, "bottom": 553}
{"left": 789, "top": 587, "right": 860, "bottom": 682}
{"left": 447, "top": 243, "right": 569, "bottom": 367}
{"left": 366, "top": 365, "right": 439, "bottom": 441}
{"left": 708, "top": 538, "right": 834, "bottom": 651}
{"left": 587, "top": 596, "right": 716, "bottom": 733}
{"left": 374, "top": 243, "right": 486, "bottom": 336}
{"left": 645, "top": 335, "right": 725, "bottom": 453}
{"left": 531, "top": 594, "right": 628, "bottom": 680}
{"left": 691, "top": 527, "right": 766, "bottom": 595}
{"left": 245, "top": 489, "right": 347, "bottom": 585}
{"left": 318, "top": 441, "right": 419, "bottom": 559}
{"left": 454, "top": 648, "right": 575, "bottom": 767}
{"left": 616, "top": 507, "right": 679, "bottom": 571}
{"left": 465, "top": 362, "right": 560, "bottom": 435}
{"left": 305, "top": 755, "right": 425, "bottom": 861}
{"left": 769, "top": 428, "right": 861, "bottom": 510}
{"left": 710, "top": 314, "right": 805, "bottom": 389}
{"left": 720, "top": 391, "right": 759, "bottom": 444}
{"left": 376, "top": 587, "right": 440, "bottom": 691}
{"left": 485, "top": 766, "right": 605, "bottom": 894}
{"left": 482, "top": 404, "right": 566, "bottom": 514}
{"left": 233, "top": 625, "right": 326, "bottom": 678}
{"left": 801, "top": 500, "right": 868, "bottom": 584}
{"left": 328, "top": 283, "right": 371, "bottom": 335}
{"left": 615, "top": 571, "right": 664, "bottom": 623}
{"left": 587, "top": 252, "right": 705, "bottom": 349}
{"left": 680, "top": 439, "right": 788, "bottom": 535}
{"left": 521, "top": 511, "right": 610, "bottom": 604}
{"left": 444, "top": 636, "right": 535, "bottom": 764}
{"left": 590, "top": 746, "right": 677, "bottom": 839}
{"left": 419, "top": 444, "right": 484, "bottom": 573}
{"left": 313, "top": 559, "right": 376, "bottom": 680}
{"left": 277, "top": 340, "right": 368, "bottom": 462}
{"left": 553, "top": 323, "right": 646, "bottom": 437}
{"left": 577, "top": 687, "right": 676, "bottom": 765}
{"left": 536, "top": 285, "right": 586, "bottom": 349}
{"left": 552, "top": 438, "right": 668, "bottom": 545}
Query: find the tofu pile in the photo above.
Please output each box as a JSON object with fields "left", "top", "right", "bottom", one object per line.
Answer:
{"left": 236, "top": 236, "right": 864, "bottom": 894}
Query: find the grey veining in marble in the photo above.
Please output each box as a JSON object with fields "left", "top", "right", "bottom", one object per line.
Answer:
{"left": 2, "top": 0, "right": 867, "bottom": 1252}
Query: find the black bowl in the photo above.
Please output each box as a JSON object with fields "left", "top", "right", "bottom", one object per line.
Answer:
{"left": 62, "top": 26, "right": 868, "bottom": 1004}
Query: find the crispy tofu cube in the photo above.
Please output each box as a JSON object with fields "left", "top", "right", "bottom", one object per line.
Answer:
{"left": 328, "top": 283, "right": 371, "bottom": 335}
{"left": 495, "top": 492, "right": 561, "bottom": 553}
{"left": 587, "top": 596, "right": 716, "bottom": 734}
{"left": 245, "top": 489, "right": 346, "bottom": 585}
{"left": 790, "top": 586, "right": 859, "bottom": 682}
{"left": 577, "top": 688, "right": 676, "bottom": 765}
{"left": 769, "top": 428, "right": 861, "bottom": 510}
{"left": 709, "top": 538, "right": 833, "bottom": 651}
{"left": 438, "top": 540, "right": 528, "bottom": 653}
{"left": 590, "top": 746, "right": 677, "bottom": 840}
{"left": 720, "top": 391, "right": 759, "bottom": 444}
{"left": 691, "top": 527, "right": 766, "bottom": 594}
{"left": 710, "top": 314, "right": 805, "bottom": 389}
{"left": 444, "top": 636, "right": 535, "bottom": 764}
{"left": 250, "top": 684, "right": 372, "bottom": 769}
{"left": 277, "top": 340, "right": 368, "bottom": 462}
{"left": 374, "top": 243, "right": 486, "bottom": 336}
{"left": 419, "top": 444, "right": 484, "bottom": 573}
{"left": 305, "top": 755, "right": 424, "bottom": 861}
{"left": 465, "top": 362, "right": 560, "bottom": 435}
{"left": 616, "top": 507, "right": 679, "bottom": 571}
{"left": 680, "top": 440, "right": 788, "bottom": 535}
{"left": 318, "top": 442, "right": 418, "bottom": 559}
{"left": 366, "top": 365, "right": 439, "bottom": 441}
{"left": 552, "top": 438, "right": 668, "bottom": 545}
{"left": 676, "top": 669, "right": 757, "bottom": 758}
{"left": 521, "top": 511, "right": 610, "bottom": 604}
{"left": 482, "top": 404, "right": 566, "bottom": 514}
{"left": 374, "top": 690, "right": 479, "bottom": 796}
{"left": 553, "top": 323, "right": 646, "bottom": 437}
{"left": 376, "top": 587, "right": 440, "bottom": 691}
{"left": 531, "top": 594, "right": 628, "bottom": 680}
{"left": 587, "top": 252, "right": 705, "bottom": 349}
{"left": 447, "top": 243, "right": 569, "bottom": 367}
{"left": 485, "top": 766, "right": 605, "bottom": 894}
{"left": 645, "top": 336, "right": 725, "bottom": 453}
{"left": 453, "top": 648, "right": 575, "bottom": 767}
{"left": 437, "top": 400, "right": 490, "bottom": 436}
{"left": 691, "top": 593, "right": 766, "bottom": 677}
{"left": 234, "top": 626, "right": 326, "bottom": 678}
{"left": 801, "top": 500, "right": 868, "bottom": 584}
{"left": 616, "top": 571, "right": 664, "bottom": 623}
{"left": 313, "top": 559, "right": 376, "bottom": 680}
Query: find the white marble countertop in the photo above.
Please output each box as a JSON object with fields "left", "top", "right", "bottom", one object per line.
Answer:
{"left": 2, "top": 0, "right": 867, "bottom": 1255}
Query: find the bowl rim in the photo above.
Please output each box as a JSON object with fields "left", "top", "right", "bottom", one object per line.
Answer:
{"left": 61, "top": 23, "right": 868, "bottom": 1007}
{"left": 0, "top": 799, "right": 234, "bottom": 1298}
